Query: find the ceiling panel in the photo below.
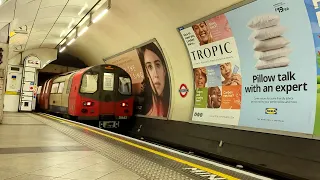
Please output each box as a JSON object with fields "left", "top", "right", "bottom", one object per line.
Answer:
{"left": 60, "top": 5, "right": 82, "bottom": 17}
{"left": 0, "top": 23, "right": 8, "bottom": 31}
{"left": 37, "top": 6, "right": 64, "bottom": 19}
{"left": 7, "top": 0, "right": 101, "bottom": 53}
{"left": 41, "top": 38, "right": 60, "bottom": 48}
{"left": 40, "top": 0, "right": 68, "bottom": 8}
{"left": 16, "top": 0, "right": 36, "bottom": 5}
{"left": 32, "top": 23, "right": 54, "bottom": 32}
{"left": 67, "top": 0, "right": 91, "bottom": 6}
{"left": 55, "top": 16, "right": 81, "bottom": 26}
{"left": 28, "top": 31, "right": 48, "bottom": 40}
{"left": 34, "top": 17, "right": 57, "bottom": 26}
{"left": 15, "top": 0, "right": 40, "bottom": 21}
{"left": 0, "top": 0, "right": 16, "bottom": 22}
{"left": 26, "top": 40, "right": 41, "bottom": 47}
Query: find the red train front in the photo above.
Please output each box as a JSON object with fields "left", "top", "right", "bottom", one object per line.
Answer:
{"left": 39, "top": 64, "right": 134, "bottom": 128}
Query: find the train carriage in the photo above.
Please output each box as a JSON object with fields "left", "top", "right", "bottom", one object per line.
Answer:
{"left": 39, "top": 64, "right": 134, "bottom": 128}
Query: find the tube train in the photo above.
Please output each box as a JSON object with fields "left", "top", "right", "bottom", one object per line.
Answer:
{"left": 37, "top": 64, "right": 134, "bottom": 128}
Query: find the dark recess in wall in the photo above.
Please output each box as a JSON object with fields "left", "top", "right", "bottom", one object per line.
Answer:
{"left": 128, "top": 117, "right": 318, "bottom": 180}
{"left": 38, "top": 72, "right": 57, "bottom": 86}
{"left": 51, "top": 53, "right": 87, "bottom": 68}
{"left": 38, "top": 53, "right": 88, "bottom": 86}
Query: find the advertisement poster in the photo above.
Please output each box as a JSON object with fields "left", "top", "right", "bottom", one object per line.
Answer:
{"left": 305, "top": 0, "right": 320, "bottom": 135}
{"left": 180, "top": 0, "right": 318, "bottom": 134}
{"left": 180, "top": 14, "right": 242, "bottom": 125}
{"left": 105, "top": 41, "right": 171, "bottom": 119}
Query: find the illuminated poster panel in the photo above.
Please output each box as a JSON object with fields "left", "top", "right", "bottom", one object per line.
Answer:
{"left": 180, "top": 0, "right": 319, "bottom": 134}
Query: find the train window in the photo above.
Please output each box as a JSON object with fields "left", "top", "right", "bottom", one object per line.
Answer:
{"left": 37, "top": 86, "right": 42, "bottom": 95}
{"left": 80, "top": 72, "right": 98, "bottom": 93}
{"left": 51, "top": 83, "right": 59, "bottom": 93}
{"left": 118, "top": 77, "right": 131, "bottom": 95}
{"left": 58, "top": 82, "right": 65, "bottom": 94}
{"left": 103, "top": 73, "right": 114, "bottom": 91}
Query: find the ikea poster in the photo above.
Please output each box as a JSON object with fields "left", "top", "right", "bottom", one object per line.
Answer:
{"left": 305, "top": 0, "right": 320, "bottom": 135}
{"left": 180, "top": 0, "right": 319, "bottom": 134}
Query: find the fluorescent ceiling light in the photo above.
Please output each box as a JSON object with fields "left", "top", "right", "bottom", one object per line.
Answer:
{"left": 68, "top": 18, "right": 75, "bottom": 29}
{"left": 78, "top": 26, "right": 88, "bottom": 37}
{"left": 61, "top": 39, "right": 66, "bottom": 45}
{"left": 67, "top": 38, "right": 76, "bottom": 46}
{"left": 78, "top": 3, "right": 88, "bottom": 16}
{"left": 92, "top": 9, "right": 108, "bottom": 23}
{"left": 59, "top": 46, "right": 66, "bottom": 53}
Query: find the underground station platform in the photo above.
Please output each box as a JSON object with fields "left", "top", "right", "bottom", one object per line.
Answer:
{"left": 0, "top": 112, "right": 271, "bottom": 180}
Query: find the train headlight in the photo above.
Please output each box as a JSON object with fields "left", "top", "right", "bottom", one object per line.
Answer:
{"left": 121, "top": 102, "right": 128, "bottom": 107}
{"left": 83, "top": 101, "right": 94, "bottom": 106}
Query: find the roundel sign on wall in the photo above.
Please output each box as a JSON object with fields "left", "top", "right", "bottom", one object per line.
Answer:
{"left": 179, "top": 84, "right": 189, "bottom": 98}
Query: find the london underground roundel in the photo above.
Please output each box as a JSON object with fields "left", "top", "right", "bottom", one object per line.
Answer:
{"left": 179, "top": 84, "right": 189, "bottom": 98}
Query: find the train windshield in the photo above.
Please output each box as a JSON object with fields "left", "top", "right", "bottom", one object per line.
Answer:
{"left": 80, "top": 72, "right": 98, "bottom": 93}
{"left": 118, "top": 77, "right": 131, "bottom": 95}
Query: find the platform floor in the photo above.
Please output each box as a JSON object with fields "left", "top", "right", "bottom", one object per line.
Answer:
{"left": 0, "top": 112, "right": 143, "bottom": 180}
{"left": 0, "top": 112, "right": 270, "bottom": 180}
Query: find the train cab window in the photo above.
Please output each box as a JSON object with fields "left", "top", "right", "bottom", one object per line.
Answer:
{"left": 51, "top": 83, "right": 59, "bottom": 93}
{"left": 80, "top": 72, "right": 98, "bottom": 93}
{"left": 58, "top": 82, "right": 65, "bottom": 94}
{"left": 103, "top": 73, "right": 114, "bottom": 91}
{"left": 118, "top": 77, "right": 131, "bottom": 95}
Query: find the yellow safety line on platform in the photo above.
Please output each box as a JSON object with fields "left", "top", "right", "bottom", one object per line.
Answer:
{"left": 38, "top": 113, "right": 239, "bottom": 180}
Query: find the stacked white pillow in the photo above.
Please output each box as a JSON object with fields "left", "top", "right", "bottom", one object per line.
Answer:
{"left": 248, "top": 14, "right": 291, "bottom": 70}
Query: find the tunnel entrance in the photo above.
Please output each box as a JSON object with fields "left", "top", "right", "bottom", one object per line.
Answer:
{"left": 35, "top": 53, "right": 88, "bottom": 111}
{"left": 38, "top": 53, "right": 88, "bottom": 86}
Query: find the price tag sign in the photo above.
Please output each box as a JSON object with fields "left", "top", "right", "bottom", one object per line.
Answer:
{"left": 274, "top": 2, "right": 289, "bottom": 13}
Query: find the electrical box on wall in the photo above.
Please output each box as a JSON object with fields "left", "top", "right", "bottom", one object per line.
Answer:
{"left": 4, "top": 65, "right": 23, "bottom": 112}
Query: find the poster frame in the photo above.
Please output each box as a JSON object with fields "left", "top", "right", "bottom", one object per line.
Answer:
{"left": 176, "top": 0, "right": 320, "bottom": 140}
{"left": 103, "top": 38, "right": 172, "bottom": 120}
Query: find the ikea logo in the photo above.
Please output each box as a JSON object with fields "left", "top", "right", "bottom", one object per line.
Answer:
{"left": 265, "top": 108, "right": 277, "bottom": 114}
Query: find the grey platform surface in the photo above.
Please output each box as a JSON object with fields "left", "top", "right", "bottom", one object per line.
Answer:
{"left": 0, "top": 112, "right": 144, "bottom": 180}
{"left": 0, "top": 112, "right": 268, "bottom": 180}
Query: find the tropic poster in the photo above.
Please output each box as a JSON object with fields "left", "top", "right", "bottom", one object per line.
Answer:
{"left": 180, "top": 14, "right": 242, "bottom": 125}
{"left": 105, "top": 41, "right": 171, "bottom": 119}
{"left": 180, "top": 0, "right": 318, "bottom": 134}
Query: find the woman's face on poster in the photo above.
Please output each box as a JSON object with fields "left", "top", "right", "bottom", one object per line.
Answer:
{"left": 220, "top": 62, "right": 232, "bottom": 80}
{"left": 192, "top": 22, "right": 210, "bottom": 44}
{"left": 144, "top": 49, "right": 166, "bottom": 96}
{"left": 194, "top": 68, "right": 206, "bottom": 88}
{"left": 209, "top": 87, "right": 221, "bottom": 108}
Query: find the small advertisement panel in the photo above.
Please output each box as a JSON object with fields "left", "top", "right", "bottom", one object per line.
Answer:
{"left": 180, "top": 0, "right": 320, "bottom": 134}
{"left": 105, "top": 40, "right": 171, "bottom": 119}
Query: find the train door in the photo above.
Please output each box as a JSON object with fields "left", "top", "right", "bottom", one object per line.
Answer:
{"left": 39, "top": 80, "right": 48, "bottom": 110}
{"left": 62, "top": 74, "right": 74, "bottom": 114}
{"left": 44, "top": 79, "right": 53, "bottom": 110}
